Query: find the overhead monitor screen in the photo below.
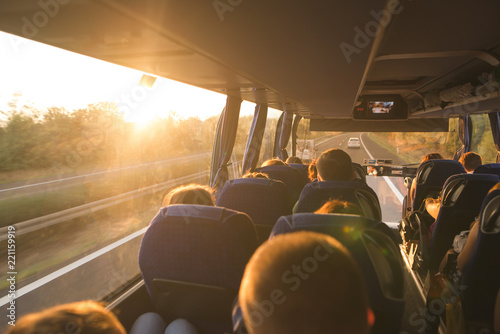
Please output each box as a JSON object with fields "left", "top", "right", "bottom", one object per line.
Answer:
{"left": 368, "top": 101, "right": 394, "bottom": 114}
{"left": 353, "top": 95, "right": 408, "bottom": 120}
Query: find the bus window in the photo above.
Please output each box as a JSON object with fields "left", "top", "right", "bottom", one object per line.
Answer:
{"left": 470, "top": 113, "right": 496, "bottom": 163}
{"left": 0, "top": 32, "right": 225, "bottom": 320}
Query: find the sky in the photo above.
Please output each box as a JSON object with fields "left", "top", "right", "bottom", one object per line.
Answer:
{"left": 0, "top": 31, "right": 272, "bottom": 124}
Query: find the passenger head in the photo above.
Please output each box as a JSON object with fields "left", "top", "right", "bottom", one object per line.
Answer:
{"left": 240, "top": 231, "right": 372, "bottom": 334}
{"left": 286, "top": 156, "right": 303, "bottom": 164}
{"left": 316, "top": 149, "right": 353, "bottom": 181}
{"left": 459, "top": 152, "right": 482, "bottom": 173}
{"left": 6, "top": 301, "right": 125, "bottom": 334}
{"left": 314, "top": 199, "right": 363, "bottom": 216}
{"left": 162, "top": 184, "right": 215, "bottom": 206}
{"left": 261, "top": 158, "right": 289, "bottom": 167}
{"left": 243, "top": 172, "right": 270, "bottom": 179}
{"left": 308, "top": 159, "right": 318, "bottom": 181}
{"left": 421, "top": 152, "right": 443, "bottom": 163}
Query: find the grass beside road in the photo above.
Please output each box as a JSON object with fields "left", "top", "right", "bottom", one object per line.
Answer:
{"left": 0, "top": 158, "right": 208, "bottom": 226}
{"left": 366, "top": 133, "right": 420, "bottom": 165}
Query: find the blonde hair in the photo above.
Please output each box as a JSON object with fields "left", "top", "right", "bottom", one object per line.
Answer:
{"left": 163, "top": 184, "right": 215, "bottom": 206}
{"left": 308, "top": 159, "right": 318, "bottom": 181}
{"left": 6, "top": 301, "right": 125, "bottom": 334}
{"left": 242, "top": 172, "right": 270, "bottom": 179}
{"left": 261, "top": 158, "right": 289, "bottom": 167}
{"left": 314, "top": 199, "right": 363, "bottom": 216}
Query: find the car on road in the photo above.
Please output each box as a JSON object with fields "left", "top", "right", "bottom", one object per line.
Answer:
{"left": 347, "top": 137, "right": 361, "bottom": 148}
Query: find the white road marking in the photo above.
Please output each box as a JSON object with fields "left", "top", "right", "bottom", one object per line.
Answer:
{"left": 0, "top": 227, "right": 148, "bottom": 307}
{"left": 359, "top": 133, "right": 404, "bottom": 204}
{"left": 315, "top": 134, "right": 344, "bottom": 146}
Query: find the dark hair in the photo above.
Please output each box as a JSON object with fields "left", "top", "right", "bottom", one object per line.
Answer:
{"left": 315, "top": 199, "right": 363, "bottom": 216}
{"left": 262, "top": 158, "right": 289, "bottom": 167}
{"left": 459, "top": 152, "right": 482, "bottom": 172}
{"left": 316, "top": 149, "right": 353, "bottom": 181}
{"left": 6, "top": 301, "right": 125, "bottom": 334}
{"left": 286, "top": 156, "right": 303, "bottom": 164}
{"left": 163, "top": 184, "right": 215, "bottom": 206}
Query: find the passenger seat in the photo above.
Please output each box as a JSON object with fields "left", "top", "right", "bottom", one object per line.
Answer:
{"left": 255, "top": 165, "right": 308, "bottom": 204}
{"left": 474, "top": 163, "right": 500, "bottom": 177}
{"left": 294, "top": 180, "right": 382, "bottom": 220}
{"left": 216, "top": 178, "right": 292, "bottom": 242}
{"left": 461, "top": 188, "right": 500, "bottom": 329}
{"left": 412, "top": 159, "right": 466, "bottom": 212}
{"left": 139, "top": 205, "right": 258, "bottom": 334}
{"left": 427, "top": 173, "right": 499, "bottom": 273}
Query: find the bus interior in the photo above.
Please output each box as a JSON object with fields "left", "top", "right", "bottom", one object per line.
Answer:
{"left": 1, "top": 0, "right": 500, "bottom": 333}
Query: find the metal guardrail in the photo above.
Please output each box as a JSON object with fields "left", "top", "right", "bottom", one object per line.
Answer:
{"left": 0, "top": 152, "right": 211, "bottom": 194}
{"left": 0, "top": 171, "right": 209, "bottom": 241}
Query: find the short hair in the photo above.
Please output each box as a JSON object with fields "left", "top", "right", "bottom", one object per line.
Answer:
{"left": 308, "top": 159, "right": 318, "bottom": 181}
{"left": 459, "top": 152, "right": 482, "bottom": 172}
{"left": 6, "top": 301, "right": 125, "bottom": 334}
{"left": 314, "top": 199, "right": 363, "bottom": 216}
{"left": 240, "top": 231, "right": 370, "bottom": 334}
{"left": 163, "top": 184, "right": 215, "bottom": 206}
{"left": 243, "top": 172, "right": 270, "bottom": 179}
{"left": 421, "top": 152, "right": 443, "bottom": 163}
{"left": 262, "top": 158, "right": 289, "bottom": 167}
{"left": 286, "top": 156, "right": 303, "bottom": 164}
{"left": 316, "top": 149, "right": 353, "bottom": 181}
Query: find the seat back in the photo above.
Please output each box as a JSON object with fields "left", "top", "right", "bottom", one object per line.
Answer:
{"left": 461, "top": 189, "right": 500, "bottom": 327}
{"left": 295, "top": 180, "right": 382, "bottom": 220}
{"left": 270, "top": 213, "right": 405, "bottom": 334}
{"left": 216, "top": 178, "right": 292, "bottom": 242}
{"left": 412, "top": 159, "right": 466, "bottom": 211}
{"left": 139, "top": 205, "right": 258, "bottom": 333}
{"left": 474, "top": 163, "right": 500, "bottom": 177}
{"left": 428, "top": 174, "right": 498, "bottom": 271}
{"left": 352, "top": 162, "right": 367, "bottom": 182}
{"left": 255, "top": 165, "right": 308, "bottom": 203}
{"left": 288, "top": 163, "right": 310, "bottom": 180}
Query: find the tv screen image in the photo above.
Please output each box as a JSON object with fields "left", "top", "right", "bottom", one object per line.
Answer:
{"left": 368, "top": 101, "right": 394, "bottom": 114}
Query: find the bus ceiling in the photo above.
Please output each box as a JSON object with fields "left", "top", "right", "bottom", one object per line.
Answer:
{"left": 0, "top": 1, "right": 500, "bottom": 119}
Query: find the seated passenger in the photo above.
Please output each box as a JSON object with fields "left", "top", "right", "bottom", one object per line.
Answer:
{"left": 308, "top": 159, "right": 318, "bottom": 181}
{"left": 409, "top": 152, "right": 444, "bottom": 204}
{"left": 292, "top": 149, "right": 378, "bottom": 214}
{"left": 261, "top": 158, "right": 289, "bottom": 167}
{"left": 459, "top": 151, "right": 482, "bottom": 173}
{"left": 314, "top": 199, "right": 363, "bottom": 216}
{"left": 6, "top": 301, "right": 126, "bottom": 334}
{"left": 439, "top": 182, "right": 500, "bottom": 283}
{"left": 162, "top": 184, "right": 215, "bottom": 206}
{"left": 242, "top": 172, "right": 270, "bottom": 179}
{"left": 285, "top": 156, "right": 303, "bottom": 164}
{"left": 239, "top": 231, "right": 373, "bottom": 334}
{"left": 316, "top": 148, "right": 354, "bottom": 181}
